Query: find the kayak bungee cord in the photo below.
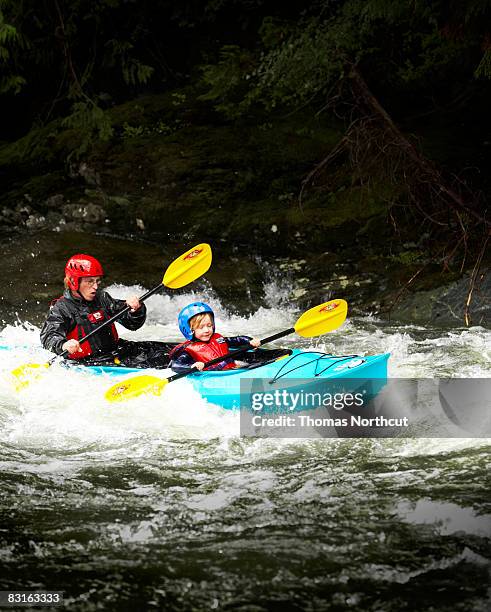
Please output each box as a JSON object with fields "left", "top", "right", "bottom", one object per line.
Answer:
{"left": 268, "top": 351, "right": 361, "bottom": 383}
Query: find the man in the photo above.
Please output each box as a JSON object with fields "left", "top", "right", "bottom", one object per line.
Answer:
{"left": 40, "top": 254, "right": 174, "bottom": 368}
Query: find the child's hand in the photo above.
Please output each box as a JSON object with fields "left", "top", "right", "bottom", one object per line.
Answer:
{"left": 249, "top": 338, "right": 261, "bottom": 348}
{"left": 125, "top": 295, "right": 141, "bottom": 312}
{"left": 193, "top": 362, "right": 205, "bottom": 371}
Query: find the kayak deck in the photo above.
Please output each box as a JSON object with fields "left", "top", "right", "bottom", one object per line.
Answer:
{"left": 186, "top": 350, "right": 390, "bottom": 409}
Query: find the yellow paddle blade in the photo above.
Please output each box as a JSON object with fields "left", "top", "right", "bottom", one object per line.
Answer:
{"left": 105, "top": 375, "right": 168, "bottom": 403}
{"left": 163, "top": 243, "right": 212, "bottom": 289}
{"left": 294, "top": 299, "right": 348, "bottom": 337}
{"left": 11, "top": 362, "right": 50, "bottom": 391}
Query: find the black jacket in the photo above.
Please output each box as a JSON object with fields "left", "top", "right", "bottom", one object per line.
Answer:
{"left": 40, "top": 289, "right": 146, "bottom": 357}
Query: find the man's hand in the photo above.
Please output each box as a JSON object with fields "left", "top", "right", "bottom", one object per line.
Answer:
{"left": 125, "top": 295, "right": 141, "bottom": 312}
{"left": 62, "top": 339, "right": 82, "bottom": 354}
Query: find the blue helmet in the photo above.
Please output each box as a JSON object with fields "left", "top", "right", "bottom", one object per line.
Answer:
{"left": 178, "top": 302, "right": 214, "bottom": 340}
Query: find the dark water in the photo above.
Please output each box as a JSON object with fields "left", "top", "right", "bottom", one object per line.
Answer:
{"left": 0, "top": 231, "right": 490, "bottom": 611}
{"left": 0, "top": 436, "right": 489, "bottom": 611}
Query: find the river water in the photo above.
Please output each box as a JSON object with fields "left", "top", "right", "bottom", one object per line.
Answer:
{"left": 0, "top": 233, "right": 490, "bottom": 611}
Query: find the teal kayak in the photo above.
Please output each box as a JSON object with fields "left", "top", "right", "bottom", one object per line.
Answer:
{"left": 82, "top": 348, "right": 390, "bottom": 410}
{"left": 3, "top": 344, "right": 389, "bottom": 410}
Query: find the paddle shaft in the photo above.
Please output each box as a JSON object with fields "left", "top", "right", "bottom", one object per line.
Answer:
{"left": 52, "top": 283, "right": 164, "bottom": 363}
{"left": 166, "top": 327, "right": 295, "bottom": 384}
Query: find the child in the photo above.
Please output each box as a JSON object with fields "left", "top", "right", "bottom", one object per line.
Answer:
{"left": 170, "top": 302, "right": 260, "bottom": 372}
{"left": 40, "top": 253, "right": 174, "bottom": 368}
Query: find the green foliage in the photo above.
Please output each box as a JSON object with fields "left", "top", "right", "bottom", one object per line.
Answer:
{"left": 0, "top": 75, "right": 26, "bottom": 95}
{"left": 258, "top": 16, "right": 296, "bottom": 50}
{"left": 252, "top": 21, "right": 345, "bottom": 109}
{"left": 0, "top": 119, "right": 64, "bottom": 166}
{"left": 0, "top": 0, "right": 160, "bottom": 156}
{"left": 0, "top": 20, "right": 16, "bottom": 43}
{"left": 62, "top": 101, "right": 114, "bottom": 159}
{"left": 197, "top": 11, "right": 362, "bottom": 115}
{"left": 121, "top": 119, "right": 184, "bottom": 139}
{"left": 105, "top": 39, "right": 154, "bottom": 86}
{"left": 199, "top": 45, "right": 256, "bottom": 117}
{"left": 199, "top": 0, "right": 491, "bottom": 118}
{"left": 389, "top": 250, "right": 426, "bottom": 265}
{"left": 121, "top": 123, "right": 147, "bottom": 138}
{"left": 0, "top": 3, "right": 27, "bottom": 94}
{"left": 171, "top": 92, "right": 187, "bottom": 106}
{"left": 1, "top": 0, "right": 490, "bottom": 160}
{"left": 475, "top": 49, "right": 491, "bottom": 78}
{"left": 123, "top": 60, "right": 154, "bottom": 87}
{"left": 396, "top": 30, "right": 464, "bottom": 87}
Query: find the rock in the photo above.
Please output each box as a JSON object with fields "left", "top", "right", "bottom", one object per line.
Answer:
{"left": 77, "top": 162, "right": 101, "bottom": 186}
{"left": 1, "top": 207, "right": 22, "bottom": 226}
{"left": 389, "top": 272, "right": 491, "bottom": 326}
{"left": 16, "top": 204, "right": 33, "bottom": 219}
{"left": 62, "top": 202, "right": 107, "bottom": 224}
{"left": 61, "top": 221, "right": 83, "bottom": 232}
{"left": 45, "top": 211, "right": 63, "bottom": 226}
{"left": 278, "top": 259, "right": 307, "bottom": 272}
{"left": 292, "top": 287, "right": 307, "bottom": 299}
{"left": 107, "top": 195, "right": 131, "bottom": 207}
{"left": 25, "top": 214, "right": 47, "bottom": 229}
{"left": 45, "top": 194, "right": 65, "bottom": 209}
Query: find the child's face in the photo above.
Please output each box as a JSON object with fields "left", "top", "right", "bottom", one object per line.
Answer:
{"left": 192, "top": 314, "right": 214, "bottom": 342}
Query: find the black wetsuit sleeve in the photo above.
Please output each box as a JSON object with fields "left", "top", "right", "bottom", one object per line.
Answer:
{"left": 225, "top": 336, "right": 252, "bottom": 349}
{"left": 100, "top": 291, "right": 147, "bottom": 331}
{"left": 170, "top": 350, "right": 196, "bottom": 373}
{"left": 40, "top": 301, "right": 74, "bottom": 355}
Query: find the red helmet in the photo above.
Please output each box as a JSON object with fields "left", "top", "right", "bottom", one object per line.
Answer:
{"left": 65, "top": 254, "right": 104, "bottom": 291}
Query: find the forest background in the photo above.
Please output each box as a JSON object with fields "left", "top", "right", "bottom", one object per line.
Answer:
{"left": 0, "top": 0, "right": 489, "bottom": 325}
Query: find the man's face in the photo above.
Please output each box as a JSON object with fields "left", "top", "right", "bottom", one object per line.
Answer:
{"left": 78, "top": 277, "right": 102, "bottom": 301}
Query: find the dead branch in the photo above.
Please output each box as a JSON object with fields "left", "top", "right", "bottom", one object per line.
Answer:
{"left": 464, "top": 232, "right": 490, "bottom": 326}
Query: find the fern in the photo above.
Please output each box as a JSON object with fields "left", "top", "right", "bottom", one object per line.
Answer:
{"left": 199, "top": 45, "right": 256, "bottom": 118}
{"left": 122, "top": 59, "right": 154, "bottom": 86}
{"left": 475, "top": 48, "right": 491, "bottom": 78}
{"left": 0, "top": 6, "right": 27, "bottom": 95}
{"left": 0, "top": 21, "right": 17, "bottom": 43}
{"left": 105, "top": 39, "right": 154, "bottom": 86}
{"left": 62, "top": 101, "right": 114, "bottom": 159}
{"left": 0, "top": 74, "right": 25, "bottom": 94}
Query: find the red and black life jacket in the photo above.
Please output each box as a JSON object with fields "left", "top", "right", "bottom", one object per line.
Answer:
{"left": 51, "top": 296, "right": 119, "bottom": 359}
{"left": 170, "top": 333, "right": 235, "bottom": 370}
